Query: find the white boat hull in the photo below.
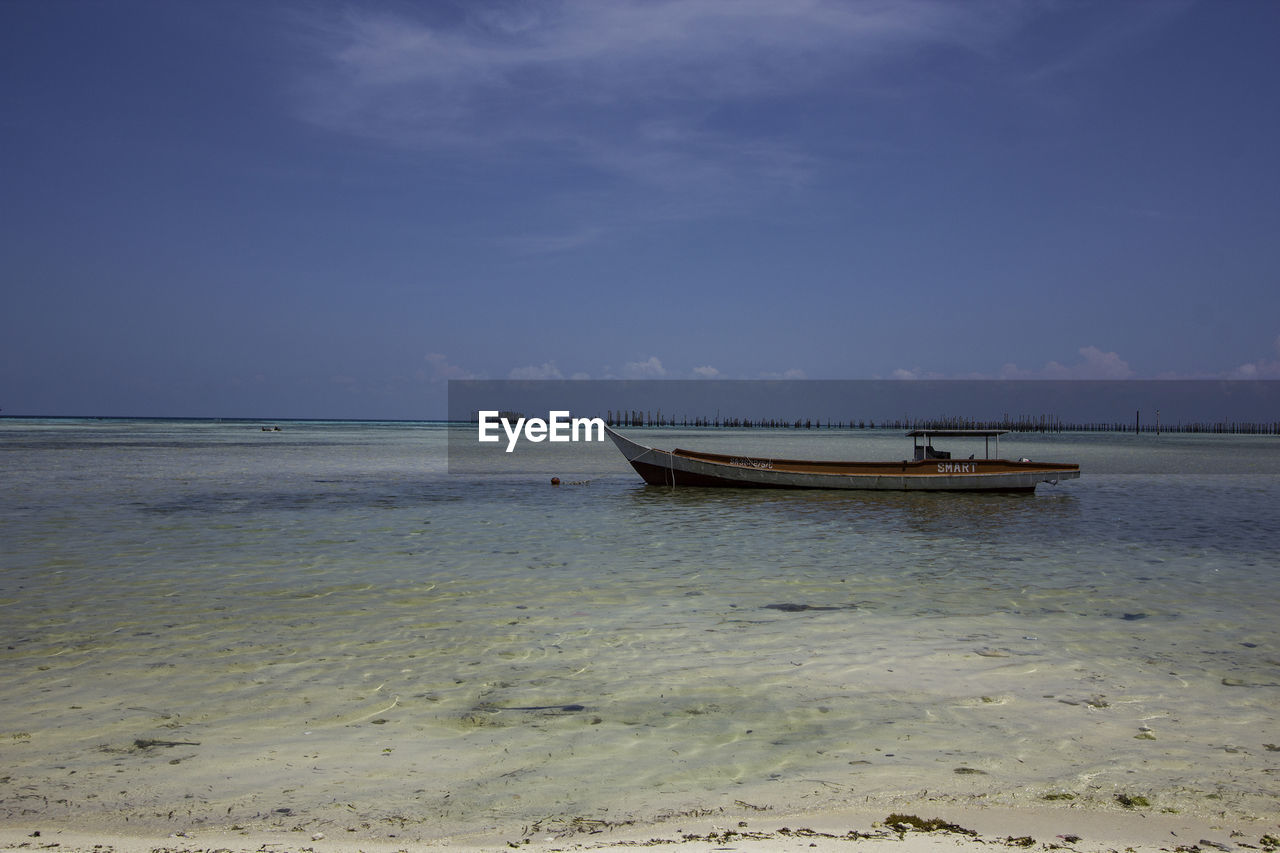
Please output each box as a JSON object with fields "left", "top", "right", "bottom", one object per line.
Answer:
{"left": 605, "top": 427, "right": 1079, "bottom": 493}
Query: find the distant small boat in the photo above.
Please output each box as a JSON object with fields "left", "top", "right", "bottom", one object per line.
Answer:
{"left": 605, "top": 426, "right": 1079, "bottom": 493}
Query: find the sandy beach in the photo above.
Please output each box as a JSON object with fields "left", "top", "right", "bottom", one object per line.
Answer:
{"left": 3, "top": 803, "right": 1278, "bottom": 853}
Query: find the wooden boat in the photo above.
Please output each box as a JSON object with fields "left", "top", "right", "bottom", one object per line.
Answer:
{"left": 605, "top": 426, "right": 1079, "bottom": 493}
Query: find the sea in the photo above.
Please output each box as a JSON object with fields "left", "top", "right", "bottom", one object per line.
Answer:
{"left": 1, "top": 419, "right": 1278, "bottom": 842}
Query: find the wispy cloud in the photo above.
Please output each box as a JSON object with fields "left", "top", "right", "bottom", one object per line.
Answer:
{"left": 501, "top": 226, "right": 609, "bottom": 255}
{"left": 295, "top": 1, "right": 1024, "bottom": 198}
{"left": 1020, "top": 0, "right": 1195, "bottom": 84}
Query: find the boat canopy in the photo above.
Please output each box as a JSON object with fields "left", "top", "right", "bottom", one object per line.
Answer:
{"left": 907, "top": 429, "right": 1009, "bottom": 461}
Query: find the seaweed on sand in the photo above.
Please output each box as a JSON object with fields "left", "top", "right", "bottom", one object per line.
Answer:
{"left": 884, "top": 814, "right": 978, "bottom": 836}
{"left": 1115, "top": 793, "right": 1151, "bottom": 809}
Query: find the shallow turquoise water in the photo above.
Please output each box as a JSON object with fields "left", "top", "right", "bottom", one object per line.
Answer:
{"left": 1, "top": 420, "right": 1277, "bottom": 840}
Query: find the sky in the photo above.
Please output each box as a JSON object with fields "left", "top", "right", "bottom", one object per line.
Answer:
{"left": 3, "top": 0, "right": 1280, "bottom": 419}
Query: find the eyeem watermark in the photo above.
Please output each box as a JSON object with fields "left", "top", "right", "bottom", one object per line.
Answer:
{"left": 477, "top": 410, "right": 606, "bottom": 452}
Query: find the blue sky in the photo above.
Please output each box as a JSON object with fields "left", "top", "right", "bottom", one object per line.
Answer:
{"left": 3, "top": 0, "right": 1279, "bottom": 419}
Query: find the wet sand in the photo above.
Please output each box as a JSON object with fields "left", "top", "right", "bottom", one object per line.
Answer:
{"left": 2, "top": 804, "right": 1276, "bottom": 853}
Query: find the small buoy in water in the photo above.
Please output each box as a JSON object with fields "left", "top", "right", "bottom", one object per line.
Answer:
{"left": 551, "top": 477, "right": 560, "bottom": 486}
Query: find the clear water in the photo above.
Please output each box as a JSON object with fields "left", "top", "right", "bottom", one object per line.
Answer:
{"left": 1, "top": 420, "right": 1277, "bottom": 841}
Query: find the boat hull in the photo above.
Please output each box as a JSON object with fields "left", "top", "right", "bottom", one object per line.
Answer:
{"left": 606, "top": 427, "right": 1079, "bottom": 493}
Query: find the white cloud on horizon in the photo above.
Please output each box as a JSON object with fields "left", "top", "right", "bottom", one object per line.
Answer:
{"left": 1002, "top": 345, "right": 1135, "bottom": 380}
{"left": 621, "top": 356, "right": 667, "bottom": 379}
{"left": 424, "top": 352, "right": 476, "bottom": 381}
{"left": 889, "top": 367, "right": 946, "bottom": 380}
{"left": 1225, "top": 334, "right": 1280, "bottom": 379}
{"left": 508, "top": 361, "right": 565, "bottom": 380}
{"left": 760, "top": 368, "right": 807, "bottom": 380}
{"left": 886, "top": 338, "right": 1280, "bottom": 382}
{"left": 494, "top": 341, "right": 1280, "bottom": 386}
{"left": 498, "top": 340, "right": 1280, "bottom": 388}
{"left": 888, "top": 346, "right": 1135, "bottom": 381}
